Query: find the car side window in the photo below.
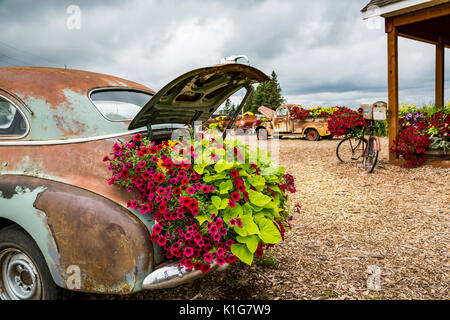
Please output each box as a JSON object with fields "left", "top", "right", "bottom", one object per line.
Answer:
{"left": 0, "top": 96, "right": 27, "bottom": 137}
{"left": 277, "top": 108, "right": 287, "bottom": 116}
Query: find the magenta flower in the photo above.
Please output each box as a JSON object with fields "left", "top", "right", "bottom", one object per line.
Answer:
{"left": 187, "top": 186, "right": 196, "bottom": 195}
{"left": 209, "top": 224, "right": 218, "bottom": 235}
{"left": 216, "top": 247, "right": 225, "bottom": 256}
{"left": 137, "top": 161, "right": 146, "bottom": 168}
{"left": 193, "top": 233, "right": 203, "bottom": 243}
{"left": 183, "top": 247, "right": 194, "bottom": 258}
{"left": 216, "top": 218, "right": 224, "bottom": 229}
{"left": 153, "top": 224, "right": 162, "bottom": 234}
{"left": 203, "top": 253, "right": 214, "bottom": 264}
{"left": 227, "top": 254, "right": 238, "bottom": 264}
{"left": 231, "top": 192, "right": 240, "bottom": 201}
{"left": 140, "top": 204, "right": 151, "bottom": 215}
{"left": 157, "top": 235, "right": 167, "bottom": 246}
{"left": 216, "top": 256, "right": 226, "bottom": 266}
{"left": 129, "top": 199, "right": 138, "bottom": 209}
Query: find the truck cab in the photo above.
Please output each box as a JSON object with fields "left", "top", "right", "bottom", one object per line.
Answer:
{"left": 255, "top": 105, "right": 331, "bottom": 141}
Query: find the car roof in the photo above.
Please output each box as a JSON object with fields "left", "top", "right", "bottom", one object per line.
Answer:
{"left": 0, "top": 67, "right": 154, "bottom": 109}
{"left": 0, "top": 67, "right": 155, "bottom": 141}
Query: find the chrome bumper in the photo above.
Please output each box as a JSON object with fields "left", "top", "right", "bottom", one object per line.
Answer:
{"left": 142, "top": 262, "right": 229, "bottom": 290}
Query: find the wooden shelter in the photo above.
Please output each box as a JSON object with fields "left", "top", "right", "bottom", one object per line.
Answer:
{"left": 362, "top": 0, "right": 450, "bottom": 167}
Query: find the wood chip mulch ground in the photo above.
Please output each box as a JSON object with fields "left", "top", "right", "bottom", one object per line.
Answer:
{"left": 88, "top": 137, "right": 449, "bottom": 300}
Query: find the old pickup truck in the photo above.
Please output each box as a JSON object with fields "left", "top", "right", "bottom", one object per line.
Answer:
{"left": 254, "top": 105, "right": 331, "bottom": 141}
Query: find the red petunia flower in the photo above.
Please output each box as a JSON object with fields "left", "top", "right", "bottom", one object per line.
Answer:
{"left": 201, "top": 263, "right": 211, "bottom": 274}
{"left": 183, "top": 246, "right": 194, "bottom": 258}
{"left": 140, "top": 204, "right": 151, "bottom": 215}
{"left": 157, "top": 235, "right": 167, "bottom": 246}
{"left": 227, "top": 254, "right": 238, "bottom": 264}
{"left": 155, "top": 173, "right": 165, "bottom": 184}
{"left": 153, "top": 224, "right": 162, "bottom": 234}
{"left": 230, "top": 169, "right": 239, "bottom": 178}
{"left": 203, "top": 252, "right": 214, "bottom": 264}
{"left": 230, "top": 192, "right": 241, "bottom": 202}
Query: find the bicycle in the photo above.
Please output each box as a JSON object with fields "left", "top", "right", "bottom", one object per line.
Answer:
{"left": 336, "top": 120, "right": 380, "bottom": 173}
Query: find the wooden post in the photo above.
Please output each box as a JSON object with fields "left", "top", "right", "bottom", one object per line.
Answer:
{"left": 436, "top": 39, "right": 444, "bottom": 108}
{"left": 387, "top": 24, "right": 399, "bottom": 164}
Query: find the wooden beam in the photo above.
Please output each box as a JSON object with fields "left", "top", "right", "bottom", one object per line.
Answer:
{"left": 397, "top": 24, "right": 450, "bottom": 46}
{"left": 392, "top": 2, "right": 450, "bottom": 27}
{"left": 387, "top": 27, "right": 400, "bottom": 164}
{"left": 436, "top": 40, "right": 445, "bottom": 108}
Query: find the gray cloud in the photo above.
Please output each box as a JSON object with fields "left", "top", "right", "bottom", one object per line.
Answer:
{"left": 0, "top": 0, "right": 448, "bottom": 108}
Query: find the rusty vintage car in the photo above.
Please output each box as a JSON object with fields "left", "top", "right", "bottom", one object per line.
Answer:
{"left": 254, "top": 105, "right": 331, "bottom": 141}
{"left": 0, "top": 64, "right": 268, "bottom": 299}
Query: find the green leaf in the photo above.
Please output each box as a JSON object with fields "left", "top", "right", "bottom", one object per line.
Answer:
{"left": 195, "top": 215, "right": 210, "bottom": 226}
{"left": 220, "top": 198, "right": 229, "bottom": 210}
{"left": 230, "top": 203, "right": 243, "bottom": 218}
{"left": 258, "top": 218, "right": 282, "bottom": 244}
{"left": 212, "top": 196, "right": 222, "bottom": 209}
{"left": 236, "top": 235, "right": 260, "bottom": 253}
{"left": 253, "top": 212, "right": 266, "bottom": 224}
{"left": 241, "top": 216, "right": 260, "bottom": 236}
{"left": 247, "top": 175, "right": 266, "bottom": 187}
{"left": 231, "top": 243, "right": 254, "bottom": 265}
{"left": 239, "top": 169, "right": 250, "bottom": 177}
{"left": 208, "top": 204, "right": 218, "bottom": 215}
{"left": 215, "top": 163, "right": 233, "bottom": 173}
{"left": 203, "top": 172, "right": 226, "bottom": 182}
{"left": 263, "top": 201, "right": 280, "bottom": 217}
{"left": 234, "top": 225, "right": 247, "bottom": 237}
{"left": 194, "top": 164, "right": 206, "bottom": 174}
{"left": 219, "top": 180, "right": 233, "bottom": 194}
{"left": 248, "top": 189, "right": 272, "bottom": 207}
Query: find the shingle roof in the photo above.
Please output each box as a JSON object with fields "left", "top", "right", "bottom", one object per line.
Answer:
{"left": 361, "top": 0, "right": 405, "bottom": 12}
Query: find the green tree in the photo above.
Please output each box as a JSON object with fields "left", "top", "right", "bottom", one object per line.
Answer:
{"left": 244, "top": 70, "right": 285, "bottom": 114}
{"left": 220, "top": 98, "right": 237, "bottom": 115}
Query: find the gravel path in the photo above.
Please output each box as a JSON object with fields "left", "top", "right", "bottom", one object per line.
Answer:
{"left": 88, "top": 137, "right": 449, "bottom": 300}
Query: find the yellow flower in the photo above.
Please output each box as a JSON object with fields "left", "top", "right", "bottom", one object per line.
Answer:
{"left": 156, "top": 158, "right": 166, "bottom": 173}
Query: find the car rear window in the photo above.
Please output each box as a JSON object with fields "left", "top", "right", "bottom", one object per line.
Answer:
{"left": 0, "top": 96, "right": 28, "bottom": 137}
{"left": 90, "top": 89, "right": 153, "bottom": 121}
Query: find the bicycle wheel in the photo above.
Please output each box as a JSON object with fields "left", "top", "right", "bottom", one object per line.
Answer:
{"left": 336, "top": 137, "right": 366, "bottom": 163}
{"left": 363, "top": 137, "right": 379, "bottom": 173}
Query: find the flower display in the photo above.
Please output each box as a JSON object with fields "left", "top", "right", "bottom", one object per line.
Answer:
{"left": 105, "top": 133, "right": 297, "bottom": 273}
{"left": 391, "top": 110, "right": 449, "bottom": 168}
{"left": 327, "top": 107, "right": 367, "bottom": 138}
{"left": 289, "top": 106, "right": 311, "bottom": 121}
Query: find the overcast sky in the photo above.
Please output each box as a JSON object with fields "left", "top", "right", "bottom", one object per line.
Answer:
{"left": 0, "top": 0, "right": 448, "bottom": 108}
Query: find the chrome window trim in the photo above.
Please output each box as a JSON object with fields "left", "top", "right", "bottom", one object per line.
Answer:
{"left": 0, "top": 94, "right": 30, "bottom": 140}
{"left": 0, "top": 124, "right": 187, "bottom": 146}
{"left": 0, "top": 128, "right": 147, "bottom": 146}
{"left": 88, "top": 87, "right": 154, "bottom": 123}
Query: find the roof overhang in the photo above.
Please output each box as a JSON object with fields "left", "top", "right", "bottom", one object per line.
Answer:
{"left": 362, "top": 0, "right": 448, "bottom": 19}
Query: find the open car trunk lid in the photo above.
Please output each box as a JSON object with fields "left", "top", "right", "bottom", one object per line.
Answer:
{"left": 258, "top": 106, "right": 275, "bottom": 120}
{"left": 128, "top": 64, "right": 269, "bottom": 130}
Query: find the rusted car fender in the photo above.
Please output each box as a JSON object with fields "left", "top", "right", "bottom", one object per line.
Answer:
{"left": 254, "top": 124, "right": 273, "bottom": 136}
{"left": 0, "top": 175, "right": 154, "bottom": 294}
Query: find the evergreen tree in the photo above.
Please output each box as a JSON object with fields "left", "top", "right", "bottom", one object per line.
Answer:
{"left": 220, "top": 98, "right": 237, "bottom": 115}
{"left": 243, "top": 70, "right": 285, "bottom": 114}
